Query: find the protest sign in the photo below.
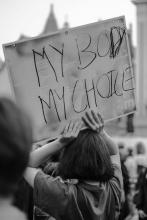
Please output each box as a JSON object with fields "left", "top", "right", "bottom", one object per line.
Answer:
{"left": 3, "top": 16, "right": 136, "bottom": 141}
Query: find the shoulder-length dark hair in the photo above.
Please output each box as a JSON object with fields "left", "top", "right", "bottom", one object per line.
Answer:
{"left": 57, "top": 129, "right": 114, "bottom": 182}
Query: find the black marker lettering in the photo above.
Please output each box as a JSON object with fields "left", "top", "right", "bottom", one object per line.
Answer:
{"left": 54, "top": 87, "right": 67, "bottom": 119}
{"left": 114, "top": 71, "right": 123, "bottom": 96}
{"left": 122, "top": 66, "right": 135, "bottom": 91}
{"left": 84, "top": 79, "right": 97, "bottom": 108}
{"left": 109, "top": 26, "right": 126, "bottom": 58}
{"left": 38, "top": 89, "right": 61, "bottom": 124}
{"left": 97, "top": 32, "right": 110, "bottom": 57}
{"left": 49, "top": 43, "right": 64, "bottom": 77}
{"left": 96, "top": 73, "right": 110, "bottom": 98}
{"left": 72, "top": 80, "right": 87, "bottom": 113}
{"left": 76, "top": 34, "right": 97, "bottom": 70}
{"left": 32, "top": 47, "right": 58, "bottom": 87}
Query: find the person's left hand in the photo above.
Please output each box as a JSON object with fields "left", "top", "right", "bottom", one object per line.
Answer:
{"left": 59, "top": 120, "right": 82, "bottom": 144}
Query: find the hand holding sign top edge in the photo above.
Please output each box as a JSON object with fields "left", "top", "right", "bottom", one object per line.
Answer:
{"left": 82, "top": 110, "right": 119, "bottom": 155}
{"left": 59, "top": 120, "right": 83, "bottom": 144}
{"left": 82, "top": 110, "right": 104, "bottom": 134}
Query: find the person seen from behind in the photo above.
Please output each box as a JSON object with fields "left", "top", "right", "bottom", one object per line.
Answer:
{"left": 134, "top": 164, "right": 147, "bottom": 219}
{"left": 24, "top": 110, "right": 123, "bottom": 220}
{"left": 118, "top": 143, "right": 130, "bottom": 220}
{"left": 125, "top": 148, "right": 138, "bottom": 185}
{"left": 135, "top": 142, "right": 147, "bottom": 177}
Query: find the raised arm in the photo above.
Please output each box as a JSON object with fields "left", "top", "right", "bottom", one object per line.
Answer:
{"left": 29, "top": 120, "right": 82, "bottom": 168}
{"left": 28, "top": 139, "right": 64, "bottom": 168}
{"left": 24, "top": 120, "right": 82, "bottom": 187}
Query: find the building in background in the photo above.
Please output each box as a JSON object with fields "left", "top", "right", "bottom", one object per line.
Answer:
{"left": 0, "top": 4, "right": 59, "bottom": 98}
{"left": 132, "top": 0, "right": 147, "bottom": 130}
{"left": 0, "top": 4, "right": 69, "bottom": 98}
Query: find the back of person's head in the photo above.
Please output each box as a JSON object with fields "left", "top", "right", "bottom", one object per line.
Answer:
{"left": 0, "top": 98, "right": 32, "bottom": 197}
{"left": 57, "top": 129, "right": 114, "bottom": 182}
{"left": 135, "top": 141, "right": 146, "bottom": 155}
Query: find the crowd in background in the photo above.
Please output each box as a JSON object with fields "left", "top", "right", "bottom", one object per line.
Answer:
{"left": 118, "top": 141, "right": 147, "bottom": 220}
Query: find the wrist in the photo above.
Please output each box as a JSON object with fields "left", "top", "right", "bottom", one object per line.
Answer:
{"left": 45, "top": 138, "right": 65, "bottom": 154}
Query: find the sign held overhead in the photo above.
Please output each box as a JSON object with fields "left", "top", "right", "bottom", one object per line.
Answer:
{"left": 3, "top": 16, "right": 136, "bottom": 141}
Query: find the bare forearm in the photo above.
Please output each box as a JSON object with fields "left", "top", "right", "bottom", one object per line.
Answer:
{"left": 24, "top": 167, "right": 39, "bottom": 187}
{"left": 29, "top": 139, "right": 64, "bottom": 168}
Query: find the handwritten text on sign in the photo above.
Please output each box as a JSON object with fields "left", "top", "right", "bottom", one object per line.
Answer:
{"left": 3, "top": 17, "right": 136, "bottom": 141}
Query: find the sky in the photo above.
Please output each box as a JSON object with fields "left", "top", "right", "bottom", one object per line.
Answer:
{"left": 0, "top": 0, "right": 137, "bottom": 60}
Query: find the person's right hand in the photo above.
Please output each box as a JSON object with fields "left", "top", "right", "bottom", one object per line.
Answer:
{"left": 82, "top": 110, "right": 104, "bottom": 134}
{"left": 59, "top": 120, "right": 82, "bottom": 144}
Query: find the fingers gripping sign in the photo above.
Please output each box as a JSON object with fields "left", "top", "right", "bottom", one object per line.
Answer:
{"left": 62, "top": 121, "right": 73, "bottom": 136}
{"left": 59, "top": 110, "right": 103, "bottom": 144}
{"left": 82, "top": 110, "right": 104, "bottom": 133}
{"left": 60, "top": 120, "right": 82, "bottom": 144}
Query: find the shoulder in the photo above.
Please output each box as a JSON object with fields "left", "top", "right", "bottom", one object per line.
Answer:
{"left": 34, "top": 171, "right": 79, "bottom": 216}
{"left": 34, "top": 170, "right": 70, "bottom": 194}
{"left": 35, "top": 170, "right": 78, "bottom": 190}
{"left": 35, "top": 172, "right": 78, "bottom": 201}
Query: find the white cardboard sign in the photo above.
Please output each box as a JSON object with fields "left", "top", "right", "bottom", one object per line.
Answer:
{"left": 3, "top": 16, "right": 136, "bottom": 141}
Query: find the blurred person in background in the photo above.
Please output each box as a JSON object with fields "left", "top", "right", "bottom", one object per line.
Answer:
{"left": 125, "top": 148, "right": 138, "bottom": 185}
{"left": 124, "top": 148, "right": 139, "bottom": 220}
{"left": 134, "top": 166, "right": 147, "bottom": 220}
{"left": 118, "top": 143, "right": 130, "bottom": 220}
{"left": 125, "top": 142, "right": 147, "bottom": 220}
{"left": 0, "top": 98, "right": 32, "bottom": 220}
{"left": 135, "top": 142, "right": 147, "bottom": 177}
{"left": 118, "top": 143, "right": 130, "bottom": 195}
